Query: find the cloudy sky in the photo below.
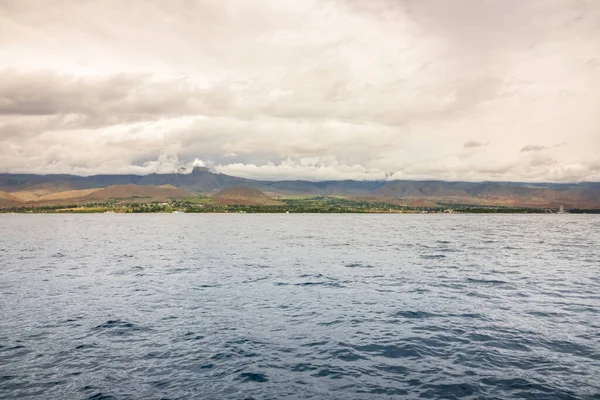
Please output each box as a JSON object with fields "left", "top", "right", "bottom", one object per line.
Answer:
{"left": 1, "top": 0, "right": 599, "bottom": 182}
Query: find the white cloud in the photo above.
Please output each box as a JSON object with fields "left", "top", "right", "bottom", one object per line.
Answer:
{"left": 1, "top": 0, "right": 599, "bottom": 182}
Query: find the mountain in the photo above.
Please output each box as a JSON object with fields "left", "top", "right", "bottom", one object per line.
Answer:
{"left": 0, "top": 190, "right": 19, "bottom": 208}
{"left": 212, "top": 187, "right": 283, "bottom": 206}
{"left": 367, "top": 181, "right": 594, "bottom": 208}
{"left": 0, "top": 184, "right": 191, "bottom": 207}
{"left": 1, "top": 167, "right": 599, "bottom": 208}
{"left": 80, "top": 184, "right": 190, "bottom": 202}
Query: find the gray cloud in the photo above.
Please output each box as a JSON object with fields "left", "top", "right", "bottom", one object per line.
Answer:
{"left": 529, "top": 157, "right": 556, "bottom": 167}
{"left": 464, "top": 141, "right": 484, "bottom": 148}
{"left": 521, "top": 145, "right": 547, "bottom": 153}
{"left": 520, "top": 143, "right": 566, "bottom": 153}
{"left": 0, "top": 0, "right": 599, "bottom": 182}
{"left": 0, "top": 71, "right": 234, "bottom": 121}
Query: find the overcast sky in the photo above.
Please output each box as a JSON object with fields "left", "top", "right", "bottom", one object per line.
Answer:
{"left": 1, "top": 0, "right": 599, "bottom": 181}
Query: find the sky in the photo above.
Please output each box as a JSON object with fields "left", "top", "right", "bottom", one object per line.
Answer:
{"left": 1, "top": 0, "right": 599, "bottom": 182}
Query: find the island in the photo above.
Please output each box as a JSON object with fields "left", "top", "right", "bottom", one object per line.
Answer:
{"left": 1, "top": 169, "right": 599, "bottom": 214}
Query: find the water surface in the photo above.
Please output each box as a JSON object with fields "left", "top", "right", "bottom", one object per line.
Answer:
{"left": 1, "top": 214, "right": 599, "bottom": 399}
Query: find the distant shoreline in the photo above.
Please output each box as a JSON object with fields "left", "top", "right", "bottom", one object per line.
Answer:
{"left": 2, "top": 207, "right": 599, "bottom": 215}
{"left": 2, "top": 195, "right": 598, "bottom": 215}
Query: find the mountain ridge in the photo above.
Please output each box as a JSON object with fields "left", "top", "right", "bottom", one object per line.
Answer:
{"left": 1, "top": 168, "right": 599, "bottom": 208}
{"left": 212, "top": 187, "right": 283, "bottom": 206}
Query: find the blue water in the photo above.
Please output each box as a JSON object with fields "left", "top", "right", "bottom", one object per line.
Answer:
{"left": 1, "top": 214, "right": 599, "bottom": 399}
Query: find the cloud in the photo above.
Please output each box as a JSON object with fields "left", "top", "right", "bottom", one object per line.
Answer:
{"left": 520, "top": 143, "right": 566, "bottom": 153}
{"left": 464, "top": 140, "right": 484, "bottom": 148}
{"left": 0, "top": 0, "right": 600, "bottom": 182}
{"left": 0, "top": 71, "right": 236, "bottom": 123}
{"left": 521, "top": 145, "right": 547, "bottom": 153}
{"left": 216, "top": 159, "right": 387, "bottom": 181}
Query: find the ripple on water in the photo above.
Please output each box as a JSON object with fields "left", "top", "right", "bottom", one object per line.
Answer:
{"left": 344, "top": 262, "right": 374, "bottom": 268}
{"left": 2, "top": 214, "right": 600, "bottom": 399}
{"left": 351, "top": 343, "right": 423, "bottom": 359}
{"left": 239, "top": 372, "right": 269, "bottom": 383}
{"left": 420, "top": 254, "right": 447, "bottom": 259}
{"left": 391, "top": 310, "right": 438, "bottom": 319}
{"left": 87, "top": 393, "right": 116, "bottom": 400}
{"left": 93, "top": 320, "right": 150, "bottom": 336}
{"left": 466, "top": 277, "right": 510, "bottom": 285}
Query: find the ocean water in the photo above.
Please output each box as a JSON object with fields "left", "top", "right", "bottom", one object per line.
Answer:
{"left": 1, "top": 214, "right": 599, "bottom": 400}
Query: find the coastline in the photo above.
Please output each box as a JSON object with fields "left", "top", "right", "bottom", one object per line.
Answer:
{"left": 3, "top": 206, "right": 597, "bottom": 214}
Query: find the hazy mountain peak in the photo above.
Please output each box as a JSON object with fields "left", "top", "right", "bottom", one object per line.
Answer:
{"left": 191, "top": 166, "right": 214, "bottom": 175}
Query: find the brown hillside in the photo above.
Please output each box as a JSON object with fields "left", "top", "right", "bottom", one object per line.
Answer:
{"left": 26, "top": 182, "right": 75, "bottom": 195}
{"left": 9, "top": 191, "right": 40, "bottom": 202}
{"left": 8, "top": 182, "right": 78, "bottom": 202}
{"left": 37, "top": 188, "right": 102, "bottom": 201}
{"left": 81, "top": 184, "right": 190, "bottom": 202}
{"left": 402, "top": 199, "right": 439, "bottom": 208}
{"left": 368, "top": 181, "right": 596, "bottom": 208}
{"left": 212, "top": 187, "right": 283, "bottom": 205}
{"left": 354, "top": 195, "right": 441, "bottom": 208}
{"left": 0, "top": 191, "right": 20, "bottom": 208}
{"left": 0, "top": 199, "right": 18, "bottom": 208}
{"left": 0, "top": 190, "right": 19, "bottom": 202}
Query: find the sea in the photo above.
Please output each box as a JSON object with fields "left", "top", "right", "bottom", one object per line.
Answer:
{"left": 1, "top": 214, "right": 599, "bottom": 400}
